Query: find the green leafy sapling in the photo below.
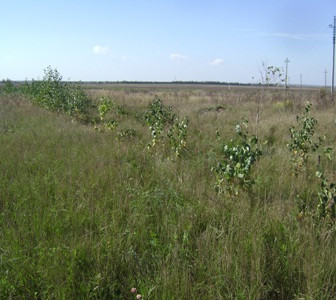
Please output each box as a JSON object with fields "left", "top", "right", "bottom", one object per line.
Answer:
{"left": 98, "top": 97, "right": 116, "bottom": 121}
{"left": 213, "top": 119, "right": 262, "bottom": 196}
{"left": 144, "top": 98, "right": 175, "bottom": 148}
{"left": 315, "top": 146, "right": 335, "bottom": 223}
{"left": 288, "top": 102, "right": 335, "bottom": 223}
{"left": 167, "top": 117, "right": 189, "bottom": 158}
{"left": 288, "top": 102, "right": 323, "bottom": 174}
{"left": 316, "top": 170, "right": 336, "bottom": 223}
{"left": 144, "top": 98, "right": 189, "bottom": 158}
{"left": 258, "top": 61, "right": 285, "bottom": 88}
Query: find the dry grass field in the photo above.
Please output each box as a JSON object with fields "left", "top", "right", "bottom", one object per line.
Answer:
{"left": 1, "top": 81, "right": 336, "bottom": 299}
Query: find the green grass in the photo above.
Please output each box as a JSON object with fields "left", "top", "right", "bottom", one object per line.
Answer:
{"left": 1, "top": 87, "right": 336, "bottom": 299}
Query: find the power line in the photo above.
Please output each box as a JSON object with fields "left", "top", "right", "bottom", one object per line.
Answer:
{"left": 302, "top": 26, "right": 330, "bottom": 55}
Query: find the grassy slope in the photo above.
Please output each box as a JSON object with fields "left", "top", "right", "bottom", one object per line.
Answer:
{"left": 1, "top": 88, "right": 336, "bottom": 299}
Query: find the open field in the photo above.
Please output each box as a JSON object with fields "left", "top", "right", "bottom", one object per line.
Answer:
{"left": 1, "top": 83, "right": 336, "bottom": 299}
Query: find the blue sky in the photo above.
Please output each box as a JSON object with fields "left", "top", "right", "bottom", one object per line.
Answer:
{"left": 1, "top": 0, "right": 335, "bottom": 85}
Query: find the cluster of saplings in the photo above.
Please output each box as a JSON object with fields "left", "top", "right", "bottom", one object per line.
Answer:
{"left": 212, "top": 103, "right": 336, "bottom": 224}
{"left": 1, "top": 67, "right": 190, "bottom": 158}
{"left": 2, "top": 67, "right": 91, "bottom": 120}
{"left": 3, "top": 66, "right": 336, "bottom": 299}
{"left": 2, "top": 67, "right": 335, "bottom": 224}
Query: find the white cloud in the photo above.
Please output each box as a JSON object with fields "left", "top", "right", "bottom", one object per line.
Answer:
{"left": 210, "top": 58, "right": 224, "bottom": 66}
{"left": 170, "top": 53, "right": 188, "bottom": 61}
{"left": 93, "top": 45, "right": 111, "bottom": 55}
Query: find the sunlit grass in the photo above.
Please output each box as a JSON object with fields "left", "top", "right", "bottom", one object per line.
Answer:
{"left": 1, "top": 86, "right": 336, "bottom": 299}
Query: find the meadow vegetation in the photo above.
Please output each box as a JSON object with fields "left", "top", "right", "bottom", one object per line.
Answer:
{"left": 1, "top": 69, "right": 336, "bottom": 299}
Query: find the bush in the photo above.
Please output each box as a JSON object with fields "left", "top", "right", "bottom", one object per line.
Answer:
{"left": 144, "top": 98, "right": 189, "bottom": 157}
{"left": 1, "top": 79, "right": 18, "bottom": 94}
{"left": 21, "top": 66, "right": 92, "bottom": 120}
{"left": 213, "top": 119, "right": 262, "bottom": 196}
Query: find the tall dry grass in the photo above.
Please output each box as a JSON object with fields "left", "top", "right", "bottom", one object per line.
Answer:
{"left": 1, "top": 86, "right": 336, "bottom": 299}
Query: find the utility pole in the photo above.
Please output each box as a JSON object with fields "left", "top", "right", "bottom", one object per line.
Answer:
{"left": 284, "top": 58, "right": 290, "bottom": 88}
{"left": 330, "top": 16, "right": 336, "bottom": 94}
{"left": 324, "top": 69, "right": 328, "bottom": 92}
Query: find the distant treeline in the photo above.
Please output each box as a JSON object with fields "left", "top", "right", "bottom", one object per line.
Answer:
{"left": 0, "top": 79, "right": 255, "bottom": 90}
{"left": 70, "top": 81, "right": 254, "bottom": 86}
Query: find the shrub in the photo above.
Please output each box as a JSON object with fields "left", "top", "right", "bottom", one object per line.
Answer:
{"left": 144, "top": 98, "right": 189, "bottom": 157}
{"left": 1, "top": 79, "right": 18, "bottom": 94}
{"left": 144, "top": 98, "right": 175, "bottom": 147}
{"left": 288, "top": 102, "right": 322, "bottom": 174}
{"left": 213, "top": 119, "right": 262, "bottom": 196}
{"left": 21, "top": 66, "right": 92, "bottom": 120}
